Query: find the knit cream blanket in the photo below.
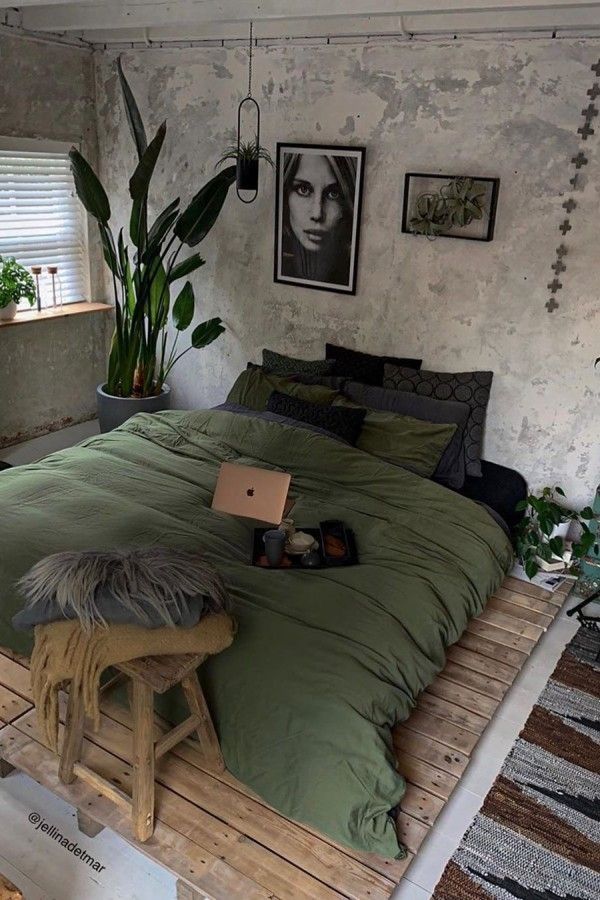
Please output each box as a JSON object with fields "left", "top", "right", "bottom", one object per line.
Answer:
{"left": 31, "top": 613, "right": 235, "bottom": 751}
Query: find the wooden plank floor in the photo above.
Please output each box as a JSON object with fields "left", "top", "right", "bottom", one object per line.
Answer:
{"left": 0, "top": 576, "right": 570, "bottom": 900}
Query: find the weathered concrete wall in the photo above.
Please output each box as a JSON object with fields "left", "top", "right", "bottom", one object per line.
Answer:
{"left": 0, "top": 32, "right": 110, "bottom": 446}
{"left": 94, "top": 39, "right": 600, "bottom": 507}
{"left": 0, "top": 312, "right": 112, "bottom": 447}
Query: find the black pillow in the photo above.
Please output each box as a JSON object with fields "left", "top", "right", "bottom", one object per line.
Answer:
{"left": 325, "top": 343, "right": 422, "bottom": 386}
{"left": 266, "top": 391, "right": 366, "bottom": 446}
{"left": 343, "top": 381, "right": 470, "bottom": 489}
{"left": 383, "top": 364, "right": 493, "bottom": 478}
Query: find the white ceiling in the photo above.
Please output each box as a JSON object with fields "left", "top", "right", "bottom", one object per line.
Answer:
{"left": 3, "top": 0, "right": 600, "bottom": 47}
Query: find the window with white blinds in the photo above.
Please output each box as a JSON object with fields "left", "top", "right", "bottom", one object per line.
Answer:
{"left": 0, "top": 136, "right": 90, "bottom": 308}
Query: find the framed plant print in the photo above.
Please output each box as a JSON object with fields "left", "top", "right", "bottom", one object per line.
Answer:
{"left": 274, "top": 143, "right": 366, "bottom": 295}
{"left": 402, "top": 173, "right": 500, "bottom": 241}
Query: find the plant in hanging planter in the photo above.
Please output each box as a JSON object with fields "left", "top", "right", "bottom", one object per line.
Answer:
{"left": 515, "top": 485, "right": 597, "bottom": 579}
{"left": 69, "top": 58, "right": 236, "bottom": 430}
{"left": 0, "top": 256, "right": 36, "bottom": 321}
{"left": 216, "top": 139, "right": 273, "bottom": 192}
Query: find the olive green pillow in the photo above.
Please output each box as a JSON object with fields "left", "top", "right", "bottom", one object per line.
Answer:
{"left": 227, "top": 368, "right": 339, "bottom": 411}
{"left": 334, "top": 397, "right": 457, "bottom": 477}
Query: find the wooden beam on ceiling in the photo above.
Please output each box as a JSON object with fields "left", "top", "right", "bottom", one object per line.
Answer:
{"left": 18, "top": 0, "right": 600, "bottom": 34}
{"left": 77, "top": 6, "right": 600, "bottom": 46}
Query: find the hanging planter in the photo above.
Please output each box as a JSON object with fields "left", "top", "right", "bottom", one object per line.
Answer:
{"left": 237, "top": 95, "right": 260, "bottom": 196}
{"left": 215, "top": 22, "right": 272, "bottom": 204}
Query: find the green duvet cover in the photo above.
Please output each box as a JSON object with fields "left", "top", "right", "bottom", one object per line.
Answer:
{"left": 0, "top": 409, "right": 512, "bottom": 857}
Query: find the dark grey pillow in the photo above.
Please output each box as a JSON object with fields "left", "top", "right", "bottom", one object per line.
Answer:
{"left": 383, "top": 365, "right": 493, "bottom": 478}
{"left": 214, "top": 402, "right": 349, "bottom": 444}
{"left": 343, "top": 381, "right": 469, "bottom": 489}
{"left": 11, "top": 579, "right": 212, "bottom": 630}
{"left": 262, "top": 349, "right": 335, "bottom": 379}
{"left": 325, "top": 343, "right": 422, "bottom": 386}
{"left": 266, "top": 391, "right": 366, "bottom": 446}
{"left": 291, "top": 374, "right": 350, "bottom": 391}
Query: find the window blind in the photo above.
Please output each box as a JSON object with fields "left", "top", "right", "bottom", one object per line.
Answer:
{"left": 0, "top": 137, "right": 90, "bottom": 308}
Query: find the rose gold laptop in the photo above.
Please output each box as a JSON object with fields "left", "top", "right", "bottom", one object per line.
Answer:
{"left": 211, "top": 462, "right": 292, "bottom": 524}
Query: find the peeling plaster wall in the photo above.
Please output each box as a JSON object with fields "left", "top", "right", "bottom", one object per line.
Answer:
{"left": 0, "top": 32, "right": 110, "bottom": 446}
{"left": 0, "top": 313, "right": 112, "bottom": 448}
{"left": 94, "top": 39, "right": 600, "bottom": 507}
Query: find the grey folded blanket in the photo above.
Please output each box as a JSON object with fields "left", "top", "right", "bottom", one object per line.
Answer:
{"left": 12, "top": 547, "right": 231, "bottom": 632}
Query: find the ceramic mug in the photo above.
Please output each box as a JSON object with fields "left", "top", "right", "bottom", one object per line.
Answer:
{"left": 263, "top": 529, "right": 286, "bottom": 567}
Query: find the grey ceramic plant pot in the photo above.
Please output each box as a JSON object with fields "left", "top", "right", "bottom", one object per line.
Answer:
{"left": 96, "top": 383, "right": 171, "bottom": 433}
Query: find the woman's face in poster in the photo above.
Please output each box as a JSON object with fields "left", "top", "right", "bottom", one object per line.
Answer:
{"left": 288, "top": 155, "right": 345, "bottom": 252}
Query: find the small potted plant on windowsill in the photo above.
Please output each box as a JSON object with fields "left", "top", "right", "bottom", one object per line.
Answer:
{"left": 515, "top": 485, "right": 597, "bottom": 579}
{"left": 0, "top": 256, "right": 36, "bottom": 321}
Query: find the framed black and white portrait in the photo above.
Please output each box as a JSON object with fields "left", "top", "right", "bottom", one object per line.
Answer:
{"left": 274, "top": 143, "right": 366, "bottom": 295}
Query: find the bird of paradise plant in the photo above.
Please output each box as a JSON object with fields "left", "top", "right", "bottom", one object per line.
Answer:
{"left": 69, "top": 58, "right": 236, "bottom": 398}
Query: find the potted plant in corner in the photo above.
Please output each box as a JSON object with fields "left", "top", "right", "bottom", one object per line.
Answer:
{"left": 515, "top": 485, "right": 597, "bottom": 579}
{"left": 0, "top": 256, "right": 36, "bottom": 321}
{"left": 70, "top": 59, "right": 237, "bottom": 432}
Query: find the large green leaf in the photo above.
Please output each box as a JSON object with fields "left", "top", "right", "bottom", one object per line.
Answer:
{"left": 191, "top": 316, "right": 225, "bottom": 349}
{"left": 129, "top": 196, "right": 147, "bottom": 249}
{"left": 117, "top": 57, "right": 147, "bottom": 161}
{"left": 69, "top": 149, "right": 111, "bottom": 225}
{"left": 145, "top": 198, "right": 180, "bottom": 256}
{"left": 148, "top": 260, "right": 170, "bottom": 326}
{"left": 99, "top": 225, "right": 120, "bottom": 278}
{"left": 174, "top": 166, "right": 236, "bottom": 247}
{"left": 129, "top": 122, "right": 166, "bottom": 201}
{"left": 172, "top": 281, "right": 194, "bottom": 331}
{"left": 124, "top": 255, "right": 136, "bottom": 316}
{"left": 169, "top": 253, "right": 205, "bottom": 283}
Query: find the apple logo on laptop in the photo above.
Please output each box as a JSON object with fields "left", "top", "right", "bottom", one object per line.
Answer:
{"left": 247, "top": 487, "right": 255, "bottom": 497}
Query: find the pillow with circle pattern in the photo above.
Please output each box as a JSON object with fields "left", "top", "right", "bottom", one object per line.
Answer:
{"left": 382, "top": 364, "right": 493, "bottom": 478}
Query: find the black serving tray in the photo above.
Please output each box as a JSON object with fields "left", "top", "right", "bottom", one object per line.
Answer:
{"left": 251, "top": 526, "right": 358, "bottom": 570}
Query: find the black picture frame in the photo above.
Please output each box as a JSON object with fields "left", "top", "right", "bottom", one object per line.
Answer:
{"left": 274, "top": 143, "right": 366, "bottom": 295}
{"left": 402, "top": 173, "right": 500, "bottom": 242}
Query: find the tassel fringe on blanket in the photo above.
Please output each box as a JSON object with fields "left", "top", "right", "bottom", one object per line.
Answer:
{"left": 31, "top": 614, "right": 235, "bottom": 751}
{"left": 20, "top": 547, "right": 234, "bottom": 751}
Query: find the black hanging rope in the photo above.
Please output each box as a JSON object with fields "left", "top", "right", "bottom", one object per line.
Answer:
{"left": 248, "top": 19, "right": 253, "bottom": 97}
{"left": 236, "top": 20, "right": 260, "bottom": 204}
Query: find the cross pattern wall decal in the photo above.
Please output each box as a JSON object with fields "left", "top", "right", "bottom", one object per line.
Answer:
{"left": 546, "top": 59, "right": 600, "bottom": 312}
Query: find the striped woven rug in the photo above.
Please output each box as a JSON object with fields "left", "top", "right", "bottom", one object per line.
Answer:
{"left": 433, "top": 626, "right": 600, "bottom": 900}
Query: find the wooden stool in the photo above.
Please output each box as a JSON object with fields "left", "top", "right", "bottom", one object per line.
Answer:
{"left": 59, "top": 652, "right": 224, "bottom": 842}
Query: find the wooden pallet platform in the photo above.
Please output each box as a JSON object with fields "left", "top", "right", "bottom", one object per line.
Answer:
{"left": 0, "top": 576, "right": 570, "bottom": 899}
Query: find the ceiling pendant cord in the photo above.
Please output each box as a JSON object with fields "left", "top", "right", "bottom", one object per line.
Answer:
{"left": 236, "top": 20, "right": 260, "bottom": 204}
{"left": 248, "top": 20, "right": 253, "bottom": 98}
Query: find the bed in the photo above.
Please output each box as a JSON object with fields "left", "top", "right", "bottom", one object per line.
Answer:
{"left": 0, "top": 407, "right": 513, "bottom": 858}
